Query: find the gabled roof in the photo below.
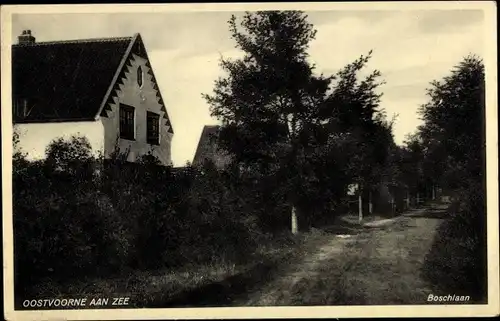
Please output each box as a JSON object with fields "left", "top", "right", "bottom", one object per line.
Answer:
{"left": 192, "top": 125, "right": 232, "bottom": 168}
{"left": 193, "top": 125, "right": 220, "bottom": 165}
{"left": 12, "top": 33, "right": 174, "bottom": 133}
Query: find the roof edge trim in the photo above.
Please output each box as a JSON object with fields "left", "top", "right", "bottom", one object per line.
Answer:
{"left": 137, "top": 34, "right": 175, "bottom": 134}
{"left": 94, "top": 33, "right": 139, "bottom": 120}
{"left": 13, "top": 36, "right": 134, "bottom": 47}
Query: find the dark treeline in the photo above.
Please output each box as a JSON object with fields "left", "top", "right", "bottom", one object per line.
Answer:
{"left": 203, "top": 11, "right": 414, "bottom": 228}
{"left": 12, "top": 11, "right": 486, "bottom": 301}
{"left": 414, "top": 56, "right": 487, "bottom": 301}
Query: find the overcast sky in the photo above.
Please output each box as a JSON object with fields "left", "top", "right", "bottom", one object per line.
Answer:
{"left": 11, "top": 8, "right": 486, "bottom": 167}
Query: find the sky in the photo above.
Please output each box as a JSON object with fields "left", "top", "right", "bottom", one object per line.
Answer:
{"left": 11, "top": 8, "right": 486, "bottom": 167}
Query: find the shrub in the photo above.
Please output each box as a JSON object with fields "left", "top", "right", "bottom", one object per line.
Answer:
{"left": 98, "top": 154, "right": 260, "bottom": 269}
{"left": 14, "top": 134, "right": 270, "bottom": 295}
{"left": 175, "top": 161, "right": 258, "bottom": 265}
{"left": 422, "top": 182, "right": 487, "bottom": 301}
{"left": 13, "top": 136, "right": 131, "bottom": 291}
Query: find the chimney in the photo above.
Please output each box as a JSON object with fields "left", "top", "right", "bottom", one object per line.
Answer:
{"left": 18, "top": 30, "right": 36, "bottom": 45}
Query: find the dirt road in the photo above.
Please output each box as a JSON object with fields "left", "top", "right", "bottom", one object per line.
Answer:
{"left": 236, "top": 205, "right": 447, "bottom": 306}
{"left": 157, "top": 204, "right": 448, "bottom": 307}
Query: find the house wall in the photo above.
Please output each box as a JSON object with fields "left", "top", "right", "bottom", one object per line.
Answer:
{"left": 14, "top": 121, "right": 105, "bottom": 160}
{"left": 100, "top": 53, "right": 173, "bottom": 166}
{"left": 193, "top": 142, "right": 232, "bottom": 170}
{"left": 192, "top": 126, "right": 232, "bottom": 170}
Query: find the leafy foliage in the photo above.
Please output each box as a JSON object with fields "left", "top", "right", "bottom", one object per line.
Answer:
{"left": 13, "top": 135, "right": 265, "bottom": 297}
{"left": 204, "top": 11, "right": 394, "bottom": 228}
{"left": 418, "top": 55, "right": 487, "bottom": 300}
{"left": 13, "top": 136, "right": 130, "bottom": 284}
{"left": 418, "top": 55, "right": 485, "bottom": 190}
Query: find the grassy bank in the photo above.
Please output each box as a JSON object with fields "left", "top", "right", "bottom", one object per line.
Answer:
{"left": 16, "top": 231, "right": 317, "bottom": 308}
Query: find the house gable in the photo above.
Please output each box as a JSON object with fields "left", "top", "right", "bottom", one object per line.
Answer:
{"left": 99, "top": 36, "right": 173, "bottom": 166}
{"left": 98, "top": 34, "right": 173, "bottom": 134}
{"left": 192, "top": 125, "right": 232, "bottom": 169}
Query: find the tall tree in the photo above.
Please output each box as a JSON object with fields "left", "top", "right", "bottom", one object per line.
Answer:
{"left": 418, "top": 54, "right": 485, "bottom": 191}
{"left": 322, "top": 53, "right": 386, "bottom": 186}
{"left": 419, "top": 55, "right": 487, "bottom": 300}
{"left": 204, "top": 11, "right": 388, "bottom": 231}
{"left": 320, "top": 51, "right": 388, "bottom": 217}
{"left": 204, "top": 11, "right": 334, "bottom": 232}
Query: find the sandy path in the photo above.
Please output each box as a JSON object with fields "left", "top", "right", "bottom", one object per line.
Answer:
{"left": 244, "top": 235, "right": 357, "bottom": 306}
{"left": 240, "top": 206, "right": 445, "bottom": 306}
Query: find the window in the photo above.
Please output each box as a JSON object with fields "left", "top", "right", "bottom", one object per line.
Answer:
{"left": 137, "top": 66, "right": 143, "bottom": 88}
{"left": 14, "top": 99, "right": 28, "bottom": 119}
{"left": 119, "top": 104, "right": 135, "bottom": 140}
{"left": 147, "top": 111, "right": 160, "bottom": 145}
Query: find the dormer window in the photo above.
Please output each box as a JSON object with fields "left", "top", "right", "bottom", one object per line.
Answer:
{"left": 137, "top": 66, "right": 143, "bottom": 88}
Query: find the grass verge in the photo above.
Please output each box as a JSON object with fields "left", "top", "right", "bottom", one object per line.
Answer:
{"left": 16, "top": 231, "right": 313, "bottom": 308}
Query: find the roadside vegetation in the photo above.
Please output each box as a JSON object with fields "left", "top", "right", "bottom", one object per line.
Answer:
{"left": 418, "top": 56, "right": 487, "bottom": 302}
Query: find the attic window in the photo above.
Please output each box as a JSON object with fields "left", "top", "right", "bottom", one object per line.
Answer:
{"left": 137, "top": 66, "right": 143, "bottom": 88}
{"left": 119, "top": 104, "right": 135, "bottom": 141}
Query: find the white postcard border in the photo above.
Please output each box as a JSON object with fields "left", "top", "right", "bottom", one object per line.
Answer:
{"left": 2, "top": 2, "right": 498, "bottom": 320}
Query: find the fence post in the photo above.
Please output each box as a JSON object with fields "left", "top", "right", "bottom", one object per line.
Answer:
{"left": 416, "top": 192, "right": 420, "bottom": 206}
{"left": 406, "top": 190, "right": 410, "bottom": 209}
{"left": 432, "top": 185, "right": 436, "bottom": 200}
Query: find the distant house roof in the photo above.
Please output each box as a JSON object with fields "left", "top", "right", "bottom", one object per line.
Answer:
{"left": 12, "top": 30, "right": 173, "bottom": 133}
{"left": 192, "top": 125, "right": 232, "bottom": 169}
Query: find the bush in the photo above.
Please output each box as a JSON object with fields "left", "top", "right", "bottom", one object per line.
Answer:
{"left": 422, "top": 182, "right": 487, "bottom": 301}
{"left": 101, "top": 155, "right": 261, "bottom": 269}
{"left": 13, "top": 136, "right": 131, "bottom": 291}
{"left": 13, "top": 135, "right": 273, "bottom": 296}
{"left": 175, "top": 161, "right": 258, "bottom": 265}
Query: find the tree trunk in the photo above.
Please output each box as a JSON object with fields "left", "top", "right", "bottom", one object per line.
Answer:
{"left": 368, "top": 190, "right": 373, "bottom": 214}
{"left": 432, "top": 185, "right": 436, "bottom": 200}
{"left": 417, "top": 192, "right": 420, "bottom": 206}
{"left": 406, "top": 190, "right": 410, "bottom": 209}
{"left": 291, "top": 206, "right": 298, "bottom": 234}
{"left": 287, "top": 113, "right": 300, "bottom": 235}
{"left": 358, "top": 193, "right": 363, "bottom": 223}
